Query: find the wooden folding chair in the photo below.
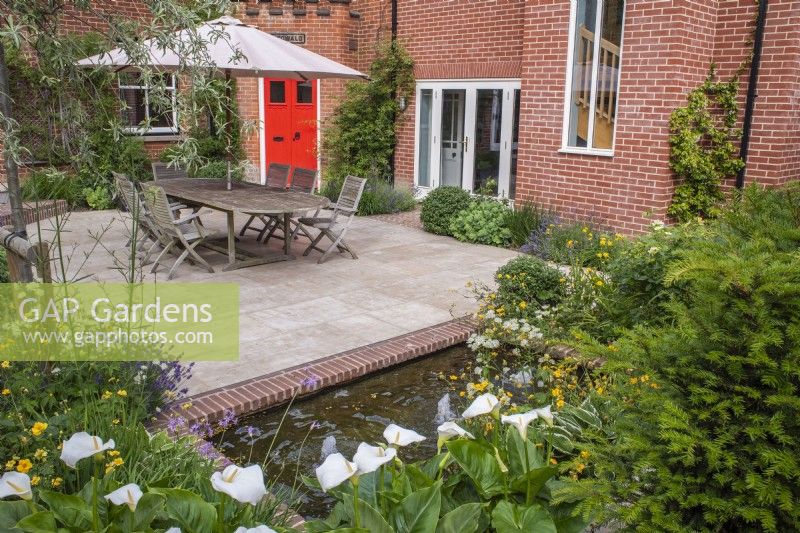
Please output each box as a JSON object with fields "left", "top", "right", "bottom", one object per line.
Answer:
{"left": 140, "top": 184, "right": 216, "bottom": 279}
{"left": 298, "top": 176, "right": 366, "bottom": 264}
{"left": 262, "top": 167, "right": 318, "bottom": 244}
{"left": 239, "top": 162, "right": 290, "bottom": 240}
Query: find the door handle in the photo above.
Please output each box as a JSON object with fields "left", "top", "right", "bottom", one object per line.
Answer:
{"left": 293, "top": 132, "right": 301, "bottom": 141}
{"left": 273, "top": 136, "right": 284, "bottom": 142}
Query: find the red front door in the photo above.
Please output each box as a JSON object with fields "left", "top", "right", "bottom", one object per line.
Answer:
{"left": 264, "top": 78, "right": 318, "bottom": 179}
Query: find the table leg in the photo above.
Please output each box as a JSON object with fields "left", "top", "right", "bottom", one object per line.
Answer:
{"left": 227, "top": 211, "right": 236, "bottom": 265}
{"left": 283, "top": 213, "right": 291, "bottom": 257}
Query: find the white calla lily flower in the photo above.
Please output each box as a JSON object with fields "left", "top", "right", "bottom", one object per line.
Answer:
{"left": 164, "top": 529, "right": 181, "bottom": 533}
{"left": 315, "top": 453, "right": 359, "bottom": 492}
{"left": 233, "top": 527, "right": 277, "bottom": 533}
{"left": 436, "top": 421, "right": 475, "bottom": 452}
{"left": 352, "top": 442, "right": 397, "bottom": 474}
{"left": 383, "top": 424, "right": 426, "bottom": 447}
{"left": 60, "top": 432, "right": 115, "bottom": 468}
{"left": 461, "top": 393, "right": 500, "bottom": 419}
{"left": 533, "top": 405, "right": 554, "bottom": 426}
{"left": 104, "top": 483, "right": 143, "bottom": 511}
{"left": 0, "top": 472, "right": 32, "bottom": 500}
{"left": 501, "top": 410, "right": 541, "bottom": 440}
{"left": 210, "top": 464, "right": 266, "bottom": 506}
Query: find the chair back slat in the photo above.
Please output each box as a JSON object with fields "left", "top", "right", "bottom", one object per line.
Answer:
{"left": 266, "top": 163, "right": 290, "bottom": 189}
{"left": 290, "top": 168, "right": 317, "bottom": 193}
{"left": 335, "top": 176, "right": 367, "bottom": 214}
{"left": 141, "top": 184, "right": 181, "bottom": 239}
{"left": 112, "top": 172, "right": 137, "bottom": 213}
{"left": 152, "top": 162, "right": 189, "bottom": 181}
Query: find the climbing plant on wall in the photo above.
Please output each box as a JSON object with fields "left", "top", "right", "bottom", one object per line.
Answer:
{"left": 321, "top": 39, "right": 414, "bottom": 184}
{"left": 667, "top": 70, "right": 745, "bottom": 222}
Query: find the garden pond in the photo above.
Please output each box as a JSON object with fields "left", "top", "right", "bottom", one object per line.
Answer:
{"left": 219, "top": 346, "right": 472, "bottom": 518}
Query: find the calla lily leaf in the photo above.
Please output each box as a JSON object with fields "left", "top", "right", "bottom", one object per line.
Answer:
{"left": 38, "top": 490, "right": 92, "bottom": 530}
{"left": 446, "top": 439, "right": 505, "bottom": 499}
{"left": 0, "top": 500, "right": 36, "bottom": 529}
{"left": 435, "top": 502, "right": 483, "bottom": 533}
{"left": 14, "top": 510, "right": 57, "bottom": 532}
{"left": 491, "top": 501, "right": 557, "bottom": 533}
{"left": 342, "top": 494, "right": 393, "bottom": 533}
{"left": 510, "top": 467, "right": 559, "bottom": 497}
{"left": 389, "top": 481, "right": 442, "bottom": 533}
{"left": 149, "top": 487, "right": 215, "bottom": 533}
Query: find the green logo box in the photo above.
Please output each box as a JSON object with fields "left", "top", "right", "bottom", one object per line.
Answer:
{"left": 0, "top": 283, "right": 239, "bottom": 361}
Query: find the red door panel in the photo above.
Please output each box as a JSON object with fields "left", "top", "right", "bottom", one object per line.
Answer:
{"left": 265, "top": 79, "right": 293, "bottom": 169}
{"left": 263, "top": 78, "right": 318, "bottom": 183}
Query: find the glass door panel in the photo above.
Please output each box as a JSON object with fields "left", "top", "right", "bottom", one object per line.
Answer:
{"left": 473, "top": 89, "right": 503, "bottom": 195}
{"left": 417, "top": 89, "right": 433, "bottom": 187}
{"left": 440, "top": 90, "right": 466, "bottom": 187}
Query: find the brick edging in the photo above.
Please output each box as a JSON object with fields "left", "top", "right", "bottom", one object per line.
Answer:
{"left": 158, "top": 317, "right": 476, "bottom": 427}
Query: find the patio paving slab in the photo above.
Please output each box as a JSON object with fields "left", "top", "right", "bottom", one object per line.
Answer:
{"left": 28, "top": 208, "right": 518, "bottom": 395}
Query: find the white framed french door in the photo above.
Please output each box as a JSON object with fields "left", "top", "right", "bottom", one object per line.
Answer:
{"left": 414, "top": 79, "right": 521, "bottom": 198}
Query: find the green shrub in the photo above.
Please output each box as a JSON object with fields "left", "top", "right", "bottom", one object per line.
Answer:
{"left": 22, "top": 168, "right": 85, "bottom": 207}
{"left": 82, "top": 185, "right": 115, "bottom": 210}
{"left": 191, "top": 160, "right": 244, "bottom": 181}
{"left": 506, "top": 202, "right": 551, "bottom": 249}
{"left": 542, "top": 222, "right": 618, "bottom": 268}
{"left": 450, "top": 200, "right": 513, "bottom": 247}
{"left": 420, "top": 186, "right": 472, "bottom": 235}
{"left": 603, "top": 222, "right": 701, "bottom": 328}
{"left": 569, "top": 185, "right": 800, "bottom": 532}
{"left": 496, "top": 256, "right": 565, "bottom": 310}
{"left": 322, "top": 176, "right": 416, "bottom": 216}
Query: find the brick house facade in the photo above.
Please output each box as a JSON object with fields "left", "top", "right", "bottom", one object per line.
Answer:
{"left": 4, "top": 1, "right": 799, "bottom": 234}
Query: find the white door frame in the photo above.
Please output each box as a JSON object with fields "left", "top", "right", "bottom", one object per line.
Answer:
{"left": 413, "top": 79, "right": 521, "bottom": 198}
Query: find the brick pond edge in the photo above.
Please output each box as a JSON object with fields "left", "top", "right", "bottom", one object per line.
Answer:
{"left": 158, "top": 316, "right": 476, "bottom": 429}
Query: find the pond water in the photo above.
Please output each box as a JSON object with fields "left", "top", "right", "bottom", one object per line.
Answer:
{"left": 219, "top": 346, "right": 471, "bottom": 519}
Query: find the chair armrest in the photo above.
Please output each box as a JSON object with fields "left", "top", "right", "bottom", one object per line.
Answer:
{"left": 169, "top": 203, "right": 188, "bottom": 211}
{"left": 173, "top": 210, "right": 212, "bottom": 225}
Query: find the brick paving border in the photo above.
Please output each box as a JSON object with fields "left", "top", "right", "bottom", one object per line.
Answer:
{"left": 0, "top": 199, "right": 68, "bottom": 228}
{"left": 160, "top": 317, "right": 475, "bottom": 428}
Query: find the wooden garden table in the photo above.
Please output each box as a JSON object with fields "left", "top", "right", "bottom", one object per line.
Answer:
{"left": 155, "top": 178, "right": 329, "bottom": 271}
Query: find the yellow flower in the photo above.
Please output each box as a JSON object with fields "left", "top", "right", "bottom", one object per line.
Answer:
{"left": 472, "top": 381, "right": 490, "bottom": 393}
{"left": 550, "top": 458, "right": 558, "bottom": 465}
{"left": 580, "top": 450, "right": 591, "bottom": 460}
{"left": 595, "top": 387, "right": 605, "bottom": 395}
{"left": 1, "top": 361, "right": 9, "bottom": 368}
{"left": 16, "top": 459, "right": 32, "bottom": 473}
{"left": 566, "top": 240, "right": 574, "bottom": 248}
{"left": 449, "top": 375, "right": 459, "bottom": 381}
{"left": 101, "top": 391, "right": 113, "bottom": 400}
{"left": 559, "top": 277, "right": 566, "bottom": 284}
{"left": 108, "top": 450, "right": 121, "bottom": 457}
{"left": 459, "top": 391, "right": 466, "bottom": 397}
{"left": 181, "top": 402, "right": 193, "bottom": 411}
{"left": 556, "top": 399, "right": 565, "bottom": 409}
{"left": 31, "top": 422, "right": 48, "bottom": 437}
{"left": 576, "top": 463, "right": 586, "bottom": 473}
{"left": 629, "top": 377, "right": 639, "bottom": 385}
{"left": 30, "top": 475, "right": 41, "bottom": 486}
{"left": 33, "top": 449, "right": 47, "bottom": 461}
{"left": 518, "top": 301, "right": 527, "bottom": 310}
{"left": 116, "top": 389, "right": 127, "bottom": 397}
{"left": 112, "top": 419, "right": 120, "bottom": 425}
{"left": 1, "top": 388, "right": 9, "bottom": 396}
{"left": 5, "top": 459, "right": 16, "bottom": 471}
{"left": 51, "top": 477, "right": 63, "bottom": 488}
{"left": 582, "top": 227, "right": 589, "bottom": 233}
{"left": 595, "top": 280, "right": 605, "bottom": 287}
{"left": 550, "top": 388, "right": 561, "bottom": 397}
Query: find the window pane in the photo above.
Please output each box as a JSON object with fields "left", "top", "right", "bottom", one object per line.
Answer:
{"left": 592, "top": 0, "right": 623, "bottom": 149}
{"left": 417, "top": 89, "right": 432, "bottom": 188}
{"left": 119, "top": 87, "right": 147, "bottom": 127}
{"left": 510, "top": 89, "right": 520, "bottom": 199}
{"left": 297, "top": 81, "right": 313, "bottom": 104}
{"left": 566, "top": 0, "right": 598, "bottom": 148}
{"left": 270, "top": 81, "right": 286, "bottom": 104}
{"left": 473, "top": 89, "right": 503, "bottom": 195}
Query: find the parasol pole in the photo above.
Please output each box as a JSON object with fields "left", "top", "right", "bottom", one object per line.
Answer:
{"left": 225, "top": 68, "right": 232, "bottom": 191}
